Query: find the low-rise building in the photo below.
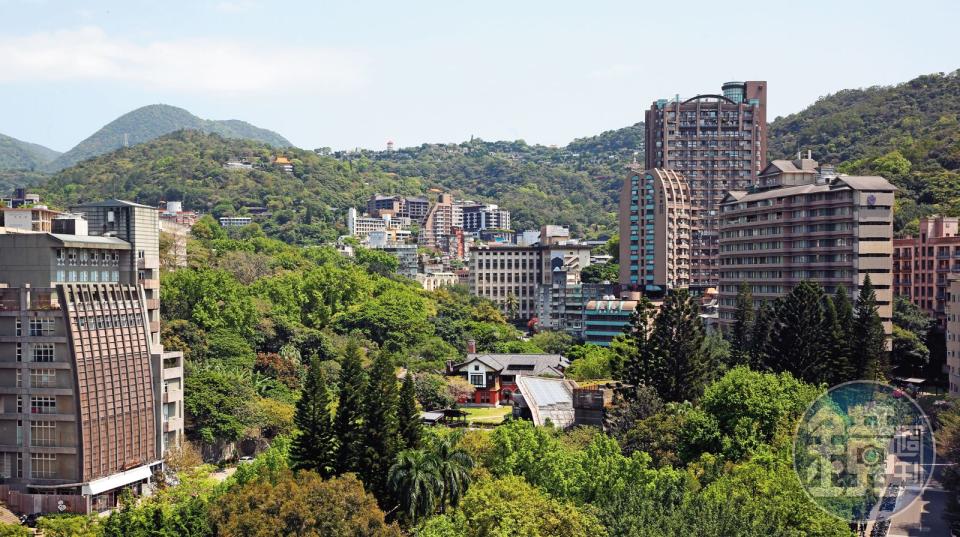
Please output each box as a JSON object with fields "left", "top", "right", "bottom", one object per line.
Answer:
{"left": 416, "top": 272, "right": 459, "bottom": 291}
{"left": 0, "top": 206, "right": 61, "bottom": 232}
{"left": 447, "top": 344, "right": 569, "bottom": 406}
{"left": 583, "top": 298, "right": 638, "bottom": 346}
{"left": 218, "top": 216, "right": 253, "bottom": 228}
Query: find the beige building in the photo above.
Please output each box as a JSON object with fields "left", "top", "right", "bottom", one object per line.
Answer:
{"left": 946, "top": 277, "right": 960, "bottom": 395}
{"left": 416, "top": 271, "right": 459, "bottom": 291}
{"left": 893, "top": 216, "right": 960, "bottom": 327}
{"left": 619, "top": 167, "right": 691, "bottom": 292}
{"left": 468, "top": 230, "right": 593, "bottom": 321}
{"left": 718, "top": 160, "right": 896, "bottom": 334}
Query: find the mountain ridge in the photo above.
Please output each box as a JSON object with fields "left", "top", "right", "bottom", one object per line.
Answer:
{"left": 0, "top": 132, "right": 61, "bottom": 171}
{"left": 45, "top": 104, "right": 292, "bottom": 171}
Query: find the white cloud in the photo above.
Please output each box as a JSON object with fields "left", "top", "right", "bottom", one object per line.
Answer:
{"left": 0, "top": 26, "right": 368, "bottom": 95}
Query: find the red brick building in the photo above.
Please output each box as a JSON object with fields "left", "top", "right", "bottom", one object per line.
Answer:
{"left": 448, "top": 343, "right": 568, "bottom": 407}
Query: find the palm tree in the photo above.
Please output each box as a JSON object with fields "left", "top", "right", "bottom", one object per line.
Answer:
{"left": 388, "top": 449, "right": 442, "bottom": 523}
{"left": 431, "top": 432, "right": 475, "bottom": 511}
{"left": 505, "top": 292, "right": 519, "bottom": 321}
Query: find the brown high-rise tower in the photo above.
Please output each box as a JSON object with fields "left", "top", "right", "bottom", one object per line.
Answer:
{"left": 645, "top": 81, "right": 767, "bottom": 291}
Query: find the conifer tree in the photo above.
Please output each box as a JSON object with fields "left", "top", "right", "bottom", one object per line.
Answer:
{"left": 771, "top": 281, "right": 828, "bottom": 383}
{"left": 290, "top": 357, "right": 337, "bottom": 477}
{"left": 750, "top": 301, "right": 775, "bottom": 370}
{"left": 334, "top": 340, "right": 367, "bottom": 475}
{"left": 730, "top": 282, "right": 754, "bottom": 366}
{"left": 359, "top": 351, "right": 400, "bottom": 503}
{"left": 853, "top": 275, "right": 888, "bottom": 379}
{"left": 612, "top": 296, "right": 660, "bottom": 390}
{"left": 649, "top": 289, "right": 708, "bottom": 402}
{"left": 821, "top": 294, "right": 853, "bottom": 385}
{"left": 398, "top": 370, "right": 422, "bottom": 450}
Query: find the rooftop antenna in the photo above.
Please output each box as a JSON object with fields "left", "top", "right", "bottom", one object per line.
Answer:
{"left": 123, "top": 133, "right": 129, "bottom": 148}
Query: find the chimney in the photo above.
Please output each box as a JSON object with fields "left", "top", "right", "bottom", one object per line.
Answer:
{"left": 446, "top": 360, "right": 454, "bottom": 374}
{"left": 807, "top": 149, "right": 812, "bottom": 160}
{"left": 466, "top": 339, "right": 476, "bottom": 354}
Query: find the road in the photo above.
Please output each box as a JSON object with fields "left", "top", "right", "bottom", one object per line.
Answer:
{"left": 884, "top": 463, "right": 952, "bottom": 536}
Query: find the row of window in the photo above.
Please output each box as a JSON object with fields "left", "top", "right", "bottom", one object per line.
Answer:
{"left": 13, "top": 318, "right": 56, "bottom": 337}
{"left": 56, "top": 248, "right": 121, "bottom": 267}
{"left": 75, "top": 313, "right": 140, "bottom": 331}
{"left": 0, "top": 452, "right": 58, "bottom": 479}
{"left": 14, "top": 369, "right": 57, "bottom": 388}
{"left": 54, "top": 270, "right": 120, "bottom": 283}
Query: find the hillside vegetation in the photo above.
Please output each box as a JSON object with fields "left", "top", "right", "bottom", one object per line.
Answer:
{"left": 768, "top": 70, "right": 960, "bottom": 232}
{"left": 46, "top": 104, "right": 291, "bottom": 171}
{"left": 0, "top": 132, "right": 61, "bottom": 171}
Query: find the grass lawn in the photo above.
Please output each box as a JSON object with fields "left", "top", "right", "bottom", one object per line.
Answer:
{"left": 463, "top": 406, "right": 512, "bottom": 425}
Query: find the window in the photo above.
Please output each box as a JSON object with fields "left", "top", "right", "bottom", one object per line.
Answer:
{"left": 56, "top": 270, "right": 65, "bottom": 282}
{"left": 29, "top": 318, "right": 55, "bottom": 336}
{"left": 32, "top": 344, "right": 54, "bottom": 362}
{"left": 31, "top": 369, "right": 56, "bottom": 388}
{"left": 31, "top": 421, "right": 55, "bottom": 447}
{"left": 30, "top": 396, "right": 56, "bottom": 415}
{"left": 68, "top": 271, "right": 77, "bottom": 282}
{"left": 31, "top": 453, "right": 56, "bottom": 478}
{"left": 469, "top": 373, "right": 485, "bottom": 388}
{"left": 56, "top": 249, "right": 65, "bottom": 266}
{"left": 15, "top": 319, "right": 21, "bottom": 337}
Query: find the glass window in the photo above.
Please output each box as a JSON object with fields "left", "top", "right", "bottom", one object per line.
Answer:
{"left": 29, "top": 318, "right": 55, "bottom": 336}
{"left": 469, "top": 373, "right": 485, "bottom": 387}
{"left": 30, "top": 396, "right": 56, "bottom": 415}
{"left": 31, "top": 344, "right": 54, "bottom": 362}
{"left": 31, "top": 421, "right": 56, "bottom": 447}
{"left": 30, "top": 453, "right": 56, "bottom": 478}
{"left": 31, "top": 369, "right": 56, "bottom": 388}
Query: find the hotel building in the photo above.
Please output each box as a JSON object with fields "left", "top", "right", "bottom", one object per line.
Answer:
{"left": 717, "top": 160, "right": 896, "bottom": 334}
{"left": 645, "top": 81, "right": 767, "bottom": 290}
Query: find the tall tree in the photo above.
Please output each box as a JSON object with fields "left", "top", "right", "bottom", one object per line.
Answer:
{"left": 388, "top": 450, "right": 442, "bottom": 524}
{"left": 730, "top": 282, "right": 755, "bottom": 366}
{"left": 431, "top": 432, "right": 475, "bottom": 511}
{"left": 770, "top": 281, "right": 829, "bottom": 384}
{"left": 290, "top": 357, "right": 337, "bottom": 477}
{"left": 334, "top": 341, "right": 367, "bottom": 475}
{"left": 821, "top": 294, "right": 854, "bottom": 385}
{"left": 359, "top": 351, "right": 400, "bottom": 503}
{"left": 398, "top": 371, "right": 422, "bottom": 450}
{"left": 750, "top": 301, "right": 775, "bottom": 370}
{"left": 612, "top": 296, "right": 660, "bottom": 389}
{"left": 649, "top": 289, "right": 708, "bottom": 402}
{"left": 853, "top": 275, "right": 888, "bottom": 379}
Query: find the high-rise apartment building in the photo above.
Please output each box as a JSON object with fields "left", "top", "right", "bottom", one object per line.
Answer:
{"left": 717, "top": 160, "right": 896, "bottom": 334}
{"left": 646, "top": 81, "right": 767, "bottom": 290}
{"left": 0, "top": 202, "right": 183, "bottom": 514}
{"left": 893, "top": 216, "right": 960, "bottom": 327}
{"left": 419, "top": 193, "right": 456, "bottom": 251}
{"left": 619, "top": 167, "right": 692, "bottom": 292}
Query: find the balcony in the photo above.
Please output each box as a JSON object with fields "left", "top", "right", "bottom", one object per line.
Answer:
{"left": 163, "top": 389, "right": 182, "bottom": 403}
{"left": 163, "top": 417, "right": 183, "bottom": 432}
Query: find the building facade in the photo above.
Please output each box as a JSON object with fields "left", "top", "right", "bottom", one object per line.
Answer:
{"left": 468, "top": 234, "right": 592, "bottom": 321}
{"left": 619, "top": 167, "right": 691, "bottom": 292}
{"left": 448, "top": 348, "right": 569, "bottom": 407}
{"left": 717, "top": 163, "right": 896, "bottom": 334}
{"left": 646, "top": 81, "right": 767, "bottom": 290}
{"left": 419, "top": 194, "right": 455, "bottom": 251}
{"left": 583, "top": 299, "right": 639, "bottom": 346}
{"left": 0, "top": 214, "right": 183, "bottom": 513}
{"left": 893, "top": 216, "right": 960, "bottom": 327}
{"left": 460, "top": 203, "right": 511, "bottom": 233}
{"left": 946, "top": 277, "right": 960, "bottom": 395}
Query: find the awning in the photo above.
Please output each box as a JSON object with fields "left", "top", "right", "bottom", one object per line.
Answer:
{"left": 82, "top": 461, "right": 160, "bottom": 496}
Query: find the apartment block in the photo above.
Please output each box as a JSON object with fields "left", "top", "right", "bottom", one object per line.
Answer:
{"left": 717, "top": 160, "right": 896, "bottom": 334}
{"left": 346, "top": 208, "right": 412, "bottom": 239}
{"left": 468, "top": 230, "right": 592, "bottom": 320}
{"left": 646, "top": 81, "right": 767, "bottom": 290}
{"left": 583, "top": 298, "right": 639, "bottom": 346}
{"left": 0, "top": 206, "right": 61, "bottom": 232}
{"left": 419, "top": 194, "right": 456, "bottom": 252}
{"left": 893, "top": 216, "right": 960, "bottom": 327}
{"left": 460, "top": 203, "right": 511, "bottom": 233}
{"left": 946, "top": 277, "right": 960, "bottom": 395}
{"left": 0, "top": 207, "right": 183, "bottom": 513}
{"left": 619, "top": 167, "right": 692, "bottom": 292}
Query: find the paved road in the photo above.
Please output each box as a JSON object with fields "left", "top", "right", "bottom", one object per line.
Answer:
{"left": 885, "top": 464, "right": 952, "bottom": 536}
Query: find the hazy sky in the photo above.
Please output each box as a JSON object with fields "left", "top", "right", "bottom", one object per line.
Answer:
{"left": 0, "top": 0, "right": 957, "bottom": 152}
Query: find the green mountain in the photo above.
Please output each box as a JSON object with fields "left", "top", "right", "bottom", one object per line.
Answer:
{"left": 46, "top": 104, "right": 291, "bottom": 172}
{"left": 768, "top": 70, "right": 960, "bottom": 231}
{"left": 0, "top": 132, "right": 61, "bottom": 171}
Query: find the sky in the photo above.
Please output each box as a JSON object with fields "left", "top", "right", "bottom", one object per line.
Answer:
{"left": 0, "top": 0, "right": 957, "bottom": 153}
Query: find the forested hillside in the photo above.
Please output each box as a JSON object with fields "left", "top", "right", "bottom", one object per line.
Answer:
{"left": 0, "top": 132, "right": 60, "bottom": 171}
{"left": 767, "top": 70, "right": 960, "bottom": 232}
{"left": 46, "top": 104, "right": 291, "bottom": 171}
